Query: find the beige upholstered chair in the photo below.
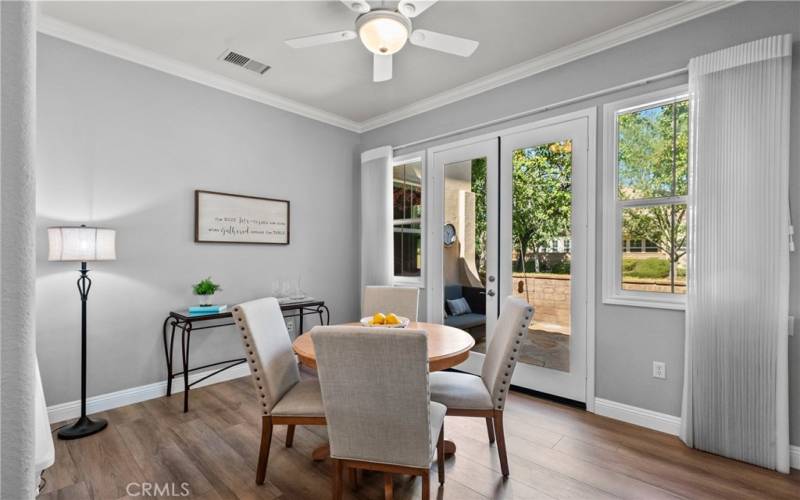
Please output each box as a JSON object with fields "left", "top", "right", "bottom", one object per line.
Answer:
{"left": 362, "top": 286, "right": 419, "bottom": 321}
{"left": 429, "top": 296, "right": 533, "bottom": 477}
{"left": 232, "top": 298, "right": 326, "bottom": 485}
{"left": 312, "top": 326, "right": 445, "bottom": 500}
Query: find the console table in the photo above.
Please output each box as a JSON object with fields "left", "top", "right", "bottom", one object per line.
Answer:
{"left": 162, "top": 299, "right": 329, "bottom": 412}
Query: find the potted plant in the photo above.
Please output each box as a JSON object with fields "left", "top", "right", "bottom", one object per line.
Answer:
{"left": 192, "top": 277, "right": 221, "bottom": 306}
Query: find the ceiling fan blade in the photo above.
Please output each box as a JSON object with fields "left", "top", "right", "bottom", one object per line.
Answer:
{"left": 340, "top": 0, "right": 370, "bottom": 13}
{"left": 285, "top": 30, "right": 357, "bottom": 49}
{"left": 373, "top": 54, "right": 392, "bottom": 82}
{"left": 398, "top": 0, "right": 438, "bottom": 18}
{"left": 409, "top": 29, "right": 478, "bottom": 57}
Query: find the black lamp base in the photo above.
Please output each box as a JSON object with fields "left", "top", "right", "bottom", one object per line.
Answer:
{"left": 57, "top": 415, "right": 107, "bottom": 440}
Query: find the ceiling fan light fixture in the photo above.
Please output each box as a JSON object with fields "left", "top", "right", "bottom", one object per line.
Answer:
{"left": 356, "top": 10, "right": 412, "bottom": 55}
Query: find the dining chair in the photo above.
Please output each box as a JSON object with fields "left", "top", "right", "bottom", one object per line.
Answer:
{"left": 232, "top": 297, "right": 326, "bottom": 485}
{"left": 311, "top": 326, "right": 446, "bottom": 500}
{"left": 428, "top": 296, "right": 533, "bottom": 477}
{"left": 362, "top": 285, "right": 419, "bottom": 321}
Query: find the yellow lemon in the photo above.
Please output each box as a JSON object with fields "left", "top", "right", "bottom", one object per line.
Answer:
{"left": 385, "top": 313, "right": 401, "bottom": 325}
{"left": 372, "top": 312, "right": 386, "bottom": 325}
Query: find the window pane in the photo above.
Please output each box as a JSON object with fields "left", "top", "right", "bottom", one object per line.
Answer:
{"left": 393, "top": 223, "right": 421, "bottom": 277}
{"left": 617, "top": 100, "right": 689, "bottom": 200}
{"left": 621, "top": 204, "right": 686, "bottom": 294}
{"left": 393, "top": 161, "right": 422, "bottom": 278}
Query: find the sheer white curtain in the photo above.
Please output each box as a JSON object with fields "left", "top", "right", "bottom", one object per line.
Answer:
{"left": 680, "top": 34, "right": 792, "bottom": 472}
{"left": 360, "top": 146, "right": 394, "bottom": 294}
{"left": 1, "top": 0, "right": 39, "bottom": 496}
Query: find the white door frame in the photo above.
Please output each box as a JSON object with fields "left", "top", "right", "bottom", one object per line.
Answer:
{"left": 423, "top": 108, "right": 596, "bottom": 409}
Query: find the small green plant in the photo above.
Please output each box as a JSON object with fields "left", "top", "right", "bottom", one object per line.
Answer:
{"left": 192, "top": 277, "right": 221, "bottom": 296}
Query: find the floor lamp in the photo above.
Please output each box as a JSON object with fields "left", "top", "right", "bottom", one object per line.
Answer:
{"left": 48, "top": 225, "right": 116, "bottom": 440}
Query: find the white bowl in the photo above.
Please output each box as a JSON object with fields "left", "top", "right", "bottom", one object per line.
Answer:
{"left": 360, "top": 316, "right": 410, "bottom": 328}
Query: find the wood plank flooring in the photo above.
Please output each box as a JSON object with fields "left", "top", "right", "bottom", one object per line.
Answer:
{"left": 39, "top": 376, "right": 800, "bottom": 499}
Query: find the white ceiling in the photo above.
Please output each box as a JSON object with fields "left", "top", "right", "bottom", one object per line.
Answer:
{"left": 41, "top": 1, "right": 697, "bottom": 126}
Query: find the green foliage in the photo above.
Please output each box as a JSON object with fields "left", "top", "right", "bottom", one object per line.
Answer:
{"left": 620, "top": 258, "right": 689, "bottom": 280}
{"left": 471, "top": 158, "right": 488, "bottom": 273}
{"left": 192, "top": 277, "right": 221, "bottom": 295}
{"left": 511, "top": 142, "right": 572, "bottom": 273}
{"left": 626, "top": 258, "right": 670, "bottom": 279}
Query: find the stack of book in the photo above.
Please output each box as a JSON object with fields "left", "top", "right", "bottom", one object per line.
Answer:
{"left": 188, "top": 304, "right": 227, "bottom": 315}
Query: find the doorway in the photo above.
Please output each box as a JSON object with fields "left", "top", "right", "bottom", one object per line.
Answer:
{"left": 427, "top": 110, "right": 594, "bottom": 403}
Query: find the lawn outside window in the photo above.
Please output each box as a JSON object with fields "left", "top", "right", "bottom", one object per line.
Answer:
{"left": 603, "top": 86, "right": 689, "bottom": 310}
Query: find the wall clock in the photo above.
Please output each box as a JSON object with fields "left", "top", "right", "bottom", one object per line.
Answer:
{"left": 443, "top": 223, "right": 457, "bottom": 247}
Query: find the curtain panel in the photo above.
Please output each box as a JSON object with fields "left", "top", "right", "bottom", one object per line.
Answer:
{"left": 1, "top": 0, "right": 39, "bottom": 496}
{"left": 360, "top": 146, "right": 394, "bottom": 295}
{"left": 680, "top": 34, "right": 792, "bottom": 472}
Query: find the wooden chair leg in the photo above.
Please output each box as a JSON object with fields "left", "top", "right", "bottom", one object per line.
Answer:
{"left": 437, "top": 423, "right": 445, "bottom": 485}
{"left": 383, "top": 473, "right": 393, "bottom": 500}
{"left": 285, "top": 424, "right": 295, "bottom": 448}
{"left": 421, "top": 472, "right": 430, "bottom": 500}
{"left": 485, "top": 416, "right": 496, "bottom": 444}
{"left": 256, "top": 416, "right": 273, "bottom": 485}
{"left": 333, "top": 459, "right": 343, "bottom": 500}
{"left": 493, "top": 411, "right": 509, "bottom": 477}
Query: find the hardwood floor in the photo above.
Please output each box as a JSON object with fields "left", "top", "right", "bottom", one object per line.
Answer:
{"left": 40, "top": 376, "right": 800, "bottom": 499}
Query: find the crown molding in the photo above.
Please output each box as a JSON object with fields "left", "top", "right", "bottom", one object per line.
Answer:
{"left": 358, "top": 1, "right": 739, "bottom": 132}
{"left": 36, "top": 15, "right": 363, "bottom": 133}
{"left": 37, "top": 2, "right": 739, "bottom": 134}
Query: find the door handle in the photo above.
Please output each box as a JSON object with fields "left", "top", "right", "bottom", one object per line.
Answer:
{"left": 487, "top": 290, "right": 496, "bottom": 297}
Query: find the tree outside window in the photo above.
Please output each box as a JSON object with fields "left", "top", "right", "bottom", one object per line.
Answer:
{"left": 617, "top": 98, "right": 688, "bottom": 294}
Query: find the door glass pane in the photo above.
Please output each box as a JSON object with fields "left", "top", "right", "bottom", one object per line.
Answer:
{"left": 621, "top": 204, "right": 687, "bottom": 294}
{"left": 443, "top": 158, "right": 487, "bottom": 353}
{"left": 511, "top": 141, "right": 572, "bottom": 372}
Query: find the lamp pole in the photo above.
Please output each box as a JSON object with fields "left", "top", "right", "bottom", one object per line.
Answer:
{"left": 57, "top": 257, "right": 107, "bottom": 439}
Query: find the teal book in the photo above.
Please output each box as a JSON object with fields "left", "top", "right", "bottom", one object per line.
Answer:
{"left": 188, "top": 305, "right": 227, "bottom": 314}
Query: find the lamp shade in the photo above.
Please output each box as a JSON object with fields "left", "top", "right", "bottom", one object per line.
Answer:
{"left": 48, "top": 226, "right": 116, "bottom": 262}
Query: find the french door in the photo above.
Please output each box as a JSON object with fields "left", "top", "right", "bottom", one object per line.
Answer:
{"left": 428, "top": 111, "right": 593, "bottom": 403}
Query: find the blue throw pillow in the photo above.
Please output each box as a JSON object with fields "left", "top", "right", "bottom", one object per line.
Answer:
{"left": 447, "top": 297, "right": 472, "bottom": 316}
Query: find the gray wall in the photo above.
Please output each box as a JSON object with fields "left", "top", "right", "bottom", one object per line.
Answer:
{"left": 36, "top": 34, "right": 361, "bottom": 406}
{"left": 361, "top": 1, "right": 800, "bottom": 444}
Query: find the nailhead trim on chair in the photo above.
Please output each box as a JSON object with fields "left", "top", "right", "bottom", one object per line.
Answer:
{"left": 233, "top": 305, "right": 274, "bottom": 416}
{"left": 494, "top": 305, "right": 533, "bottom": 410}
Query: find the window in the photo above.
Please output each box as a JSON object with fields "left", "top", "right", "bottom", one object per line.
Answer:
{"left": 392, "top": 158, "right": 423, "bottom": 283}
{"left": 603, "top": 86, "right": 688, "bottom": 309}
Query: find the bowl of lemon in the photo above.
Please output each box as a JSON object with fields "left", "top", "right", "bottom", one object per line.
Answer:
{"left": 360, "top": 312, "right": 410, "bottom": 328}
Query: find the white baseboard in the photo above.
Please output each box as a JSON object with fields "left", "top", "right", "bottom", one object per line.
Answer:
{"left": 594, "top": 397, "right": 681, "bottom": 436}
{"left": 47, "top": 363, "right": 251, "bottom": 424}
{"left": 594, "top": 398, "right": 800, "bottom": 470}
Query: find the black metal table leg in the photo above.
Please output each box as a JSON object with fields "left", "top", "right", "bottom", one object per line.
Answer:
{"left": 165, "top": 319, "right": 178, "bottom": 397}
{"left": 162, "top": 316, "right": 172, "bottom": 396}
{"left": 180, "top": 322, "right": 193, "bottom": 413}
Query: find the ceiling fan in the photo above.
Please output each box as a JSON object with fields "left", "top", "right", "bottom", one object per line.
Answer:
{"left": 285, "top": 0, "right": 479, "bottom": 82}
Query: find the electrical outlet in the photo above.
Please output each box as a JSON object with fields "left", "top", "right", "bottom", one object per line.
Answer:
{"left": 653, "top": 361, "right": 666, "bottom": 379}
{"left": 285, "top": 318, "right": 295, "bottom": 337}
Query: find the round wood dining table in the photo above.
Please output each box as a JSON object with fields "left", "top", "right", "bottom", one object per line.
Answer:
{"left": 291, "top": 321, "right": 475, "bottom": 460}
{"left": 292, "top": 321, "right": 475, "bottom": 372}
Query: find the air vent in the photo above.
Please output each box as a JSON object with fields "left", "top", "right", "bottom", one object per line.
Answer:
{"left": 218, "top": 49, "right": 271, "bottom": 75}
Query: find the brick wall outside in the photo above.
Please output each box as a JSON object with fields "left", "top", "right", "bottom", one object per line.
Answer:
{"left": 512, "top": 274, "right": 686, "bottom": 331}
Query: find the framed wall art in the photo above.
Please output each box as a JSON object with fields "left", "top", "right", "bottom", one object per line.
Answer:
{"left": 194, "top": 190, "right": 290, "bottom": 244}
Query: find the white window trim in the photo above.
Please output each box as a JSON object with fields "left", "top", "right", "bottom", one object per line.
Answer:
{"left": 392, "top": 151, "right": 425, "bottom": 287}
{"left": 602, "top": 85, "right": 688, "bottom": 310}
